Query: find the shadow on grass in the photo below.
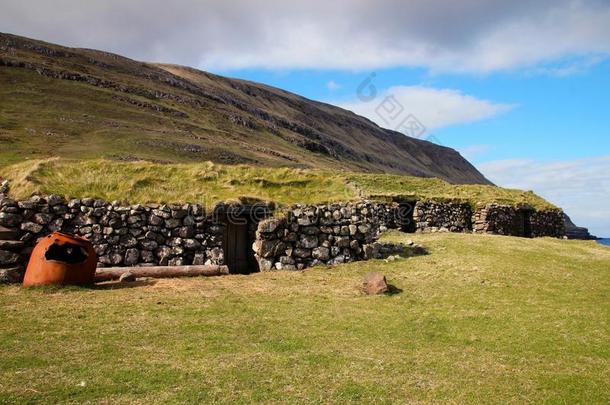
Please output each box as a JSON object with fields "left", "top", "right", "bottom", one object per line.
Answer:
{"left": 385, "top": 284, "right": 403, "bottom": 296}
{"left": 21, "top": 280, "right": 158, "bottom": 293}
{"left": 91, "top": 280, "right": 158, "bottom": 290}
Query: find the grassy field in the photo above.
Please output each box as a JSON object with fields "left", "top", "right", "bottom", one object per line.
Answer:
{"left": 1, "top": 232, "right": 608, "bottom": 403}
{"left": 0, "top": 159, "right": 554, "bottom": 210}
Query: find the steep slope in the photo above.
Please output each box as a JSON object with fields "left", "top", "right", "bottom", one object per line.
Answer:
{"left": 564, "top": 214, "right": 598, "bottom": 240}
{"left": 0, "top": 32, "right": 490, "bottom": 184}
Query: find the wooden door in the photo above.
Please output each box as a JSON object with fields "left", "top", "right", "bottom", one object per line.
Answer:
{"left": 225, "top": 222, "right": 251, "bottom": 274}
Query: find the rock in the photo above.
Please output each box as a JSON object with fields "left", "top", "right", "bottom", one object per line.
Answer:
{"left": 124, "top": 249, "right": 139, "bottom": 266}
{"left": 168, "top": 257, "right": 184, "bottom": 266}
{"left": 285, "top": 232, "right": 298, "bottom": 242}
{"left": 0, "top": 180, "right": 9, "bottom": 195}
{"left": 349, "top": 224, "right": 358, "bottom": 235}
{"left": 279, "top": 255, "right": 295, "bottom": 265}
{"left": 0, "top": 212, "right": 23, "bottom": 227}
{"left": 34, "top": 213, "right": 54, "bottom": 225}
{"left": 252, "top": 239, "right": 279, "bottom": 258}
{"left": 183, "top": 238, "right": 201, "bottom": 250}
{"left": 100, "top": 251, "right": 123, "bottom": 266}
{"left": 183, "top": 216, "right": 195, "bottom": 227}
{"left": 293, "top": 248, "right": 311, "bottom": 258}
{"left": 0, "top": 240, "right": 24, "bottom": 250}
{"left": 312, "top": 246, "right": 330, "bottom": 261}
{"left": 328, "top": 255, "right": 345, "bottom": 265}
{"left": 120, "top": 235, "right": 138, "bottom": 248}
{"left": 192, "top": 253, "right": 206, "bottom": 265}
{"left": 94, "top": 244, "right": 108, "bottom": 256}
{"left": 0, "top": 267, "right": 22, "bottom": 284}
{"left": 171, "top": 209, "right": 188, "bottom": 219}
{"left": 301, "top": 226, "right": 320, "bottom": 235}
{"left": 0, "top": 250, "right": 20, "bottom": 265}
{"left": 299, "top": 234, "right": 318, "bottom": 249}
{"left": 20, "top": 222, "right": 43, "bottom": 234}
{"left": 257, "top": 257, "right": 274, "bottom": 271}
{"left": 164, "top": 218, "right": 182, "bottom": 229}
{"left": 119, "top": 271, "right": 137, "bottom": 282}
{"left": 175, "top": 226, "right": 194, "bottom": 239}
{"left": 93, "top": 199, "right": 106, "bottom": 208}
{"left": 358, "top": 224, "right": 370, "bottom": 234}
{"left": 47, "top": 194, "right": 64, "bottom": 206}
{"left": 140, "top": 250, "right": 155, "bottom": 263}
{"left": 140, "top": 239, "right": 159, "bottom": 250}
{"left": 275, "top": 262, "right": 297, "bottom": 271}
{"left": 258, "top": 218, "right": 282, "bottom": 234}
{"left": 363, "top": 272, "right": 389, "bottom": 295}
{"left": 297, "top": 217, "right": 312, "bottom": 226}
{"left": 149, "top": 215, "right": 163, "bottom": 226}
{"left": 206, "top": 247, "right": 223, "bottom": 264}
{"left": 336, "top": 236, "right": 350, "bottom": 248}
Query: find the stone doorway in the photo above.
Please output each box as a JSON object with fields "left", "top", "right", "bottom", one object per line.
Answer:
{"left": 220, "top": 204, "right": 272, "bottom": 275}
{"left": 224, "top": 221, "right": 256, "bottom": 274}
{"left": 398, "top": 201, "right": 417, "bottom": 233}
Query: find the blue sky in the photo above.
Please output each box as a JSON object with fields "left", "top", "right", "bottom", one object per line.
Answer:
{"left": 3, "top": 0, "right": 610, "bottom": 235}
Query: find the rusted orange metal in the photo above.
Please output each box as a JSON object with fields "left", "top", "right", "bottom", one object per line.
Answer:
{"left": 23, "top": 232, "right": 98, "bottom": 287}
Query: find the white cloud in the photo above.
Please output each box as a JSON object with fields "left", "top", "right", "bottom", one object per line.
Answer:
{"left": 337, "top": 86, "right": 514, "bottom": 132}
{"left": 1, "top": 0, "right": 609, "bottom": 74}
{"left": 326, "top": 80, "right": 341, "bottom": 91}
{"left": 479, "top": 155, "right": 610, "bottom": 236}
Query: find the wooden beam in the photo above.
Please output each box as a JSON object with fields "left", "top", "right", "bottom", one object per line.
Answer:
{"left": 94, "top": 265, "right": 229, "bottom": 282}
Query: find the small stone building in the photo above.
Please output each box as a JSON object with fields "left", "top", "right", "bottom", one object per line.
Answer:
{"left": 0, "top": 194, "right": 566, "bottom": 282}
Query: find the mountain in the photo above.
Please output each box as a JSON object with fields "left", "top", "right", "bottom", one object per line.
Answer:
{"left": 0, "top": 32, "right": 490, "bottom": 184}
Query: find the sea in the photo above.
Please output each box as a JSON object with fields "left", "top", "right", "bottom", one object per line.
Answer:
{"left": 597, "top": 238, "right": 610, "bottom": 247}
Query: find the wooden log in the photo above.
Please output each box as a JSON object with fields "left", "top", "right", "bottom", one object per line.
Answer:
{"left": 94, "top": 265, "right": 229, "bottom": 282}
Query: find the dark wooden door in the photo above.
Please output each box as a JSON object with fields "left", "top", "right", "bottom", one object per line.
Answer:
{"left": 225, "top": 222, "right": 251, "bottom": 274}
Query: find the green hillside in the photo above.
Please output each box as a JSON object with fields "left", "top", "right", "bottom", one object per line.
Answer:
{"left": 0, "top": 32, "right": 490, "bottom": 184}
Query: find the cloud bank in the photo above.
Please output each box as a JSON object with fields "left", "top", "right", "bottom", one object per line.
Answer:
{"left": 1, "top": 0, "right": 609, "bottom": 73}
{"left": 338, "top": 86, "right": 514, "bottom": 132}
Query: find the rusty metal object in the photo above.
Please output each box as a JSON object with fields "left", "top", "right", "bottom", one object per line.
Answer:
{"left": 23, "top": 232, "right": 97, "bottom": 287}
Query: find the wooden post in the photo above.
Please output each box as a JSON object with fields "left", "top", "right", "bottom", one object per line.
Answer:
{"left": 94, "top": 265, "right": 229, "bottom": 282}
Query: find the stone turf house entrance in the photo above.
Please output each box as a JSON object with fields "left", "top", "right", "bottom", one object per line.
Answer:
{"left": 220, "top": 204, "right": 271, "bottom": 275}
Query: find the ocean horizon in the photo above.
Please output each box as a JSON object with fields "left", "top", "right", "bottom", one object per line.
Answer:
{"left": 598, "top": 238, "right": 610, "bottom": 247}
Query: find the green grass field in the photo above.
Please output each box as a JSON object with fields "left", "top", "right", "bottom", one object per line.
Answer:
{"left": 0, "top": 159, "right": 554, "bottom": 210}
{"left": 1, "top": 232, "right": 608, "bottom": 403}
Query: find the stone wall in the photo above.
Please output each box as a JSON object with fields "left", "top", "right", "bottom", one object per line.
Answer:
{"left": 0, "top": 195, "right": 228, "bottom": 276}
{"left": 0, "top": 193, "right": 566, "bottom": 282}
{"left": 473, "top": 203, "right": 565, "bottom": 238}
{"left": 413, "top": 201, "right": 472, "bottom": 233}
{"left": 472, "top": 204, "right": 525, "bottom": 236}
{"left": 530, "top": 209, "right": 566, "bottom": 238}
{"left": 253, "top": 202, "right": 382, "bottom": 270}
